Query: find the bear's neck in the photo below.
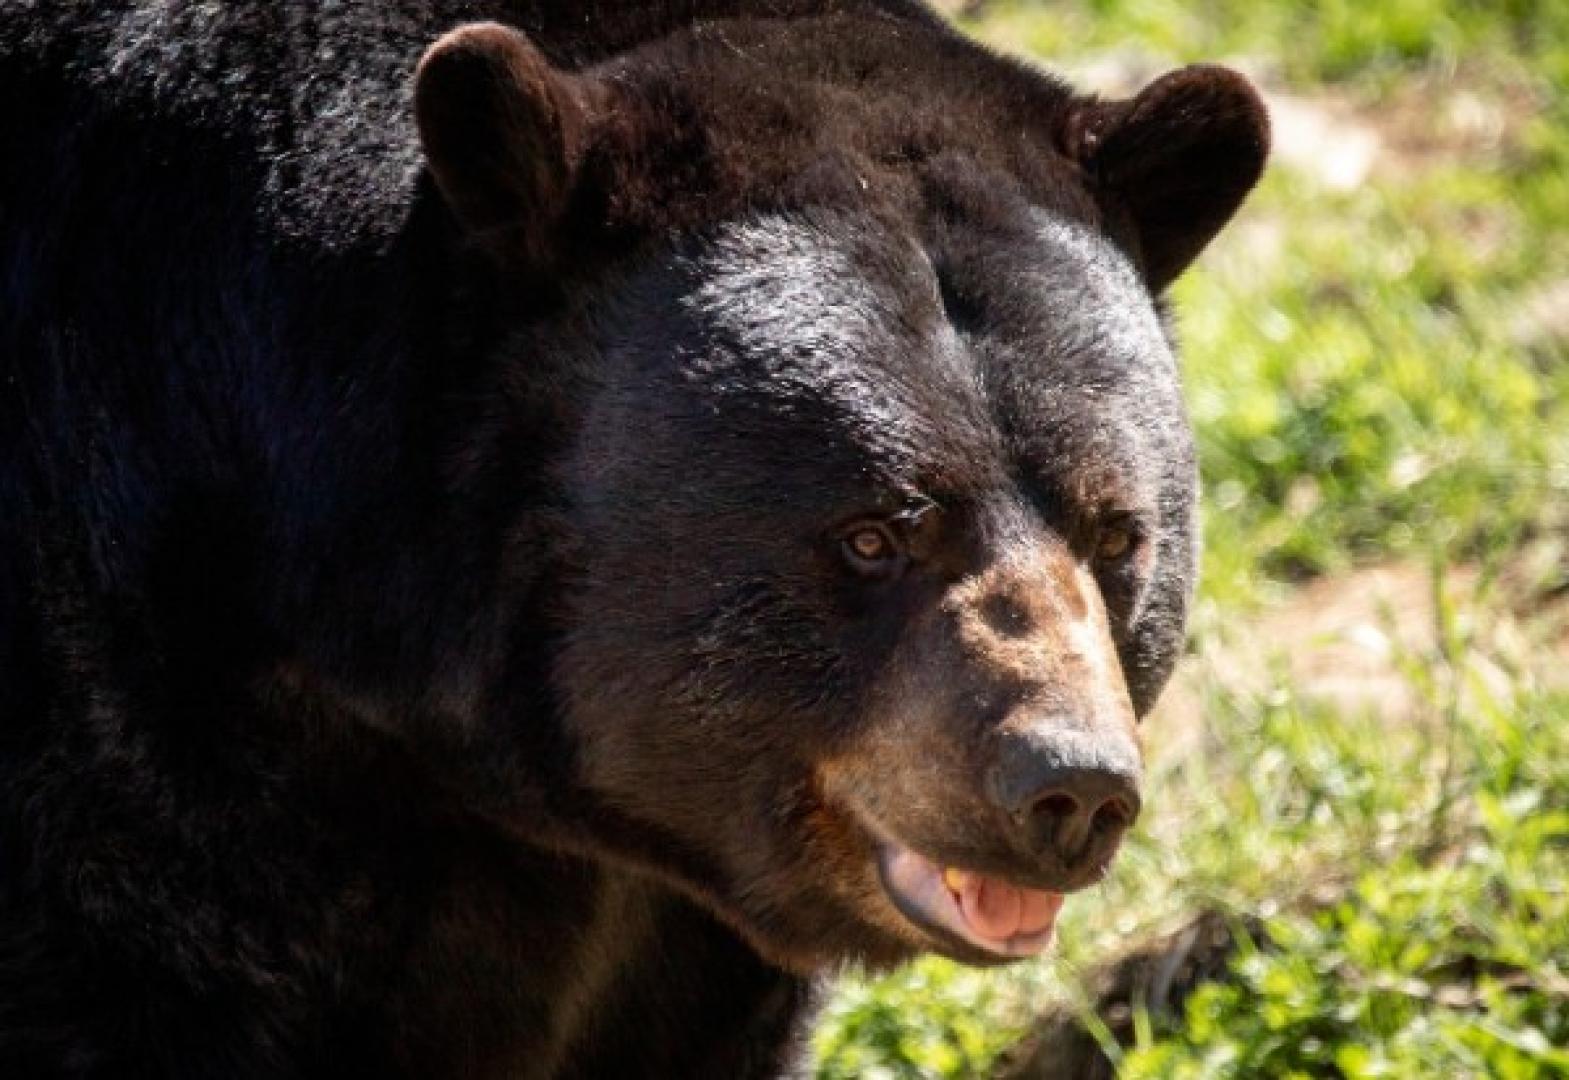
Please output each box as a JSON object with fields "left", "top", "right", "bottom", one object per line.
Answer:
{"left": 535, "top": 866, "right": 814, "bottom": 1077}
{"left": 262, "top": 214, "right": 574, "bottom": 724}
{"left": 287, "top": 744, "right": 815, "bottom": 1078}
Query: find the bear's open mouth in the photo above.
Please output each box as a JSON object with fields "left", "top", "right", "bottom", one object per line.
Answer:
{"left": 874, "top": 838, "right": 1064, "bottom": 959}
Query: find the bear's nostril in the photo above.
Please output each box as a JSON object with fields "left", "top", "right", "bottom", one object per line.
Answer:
{"left": 1035, "top": 791, "right": 1080, "bottom": 822}
{"left": 1091, "top": 796, "right": 1135, "bottom": 835}
{"left": 1024, "top": 786, "right": 1138, "bottom": 866}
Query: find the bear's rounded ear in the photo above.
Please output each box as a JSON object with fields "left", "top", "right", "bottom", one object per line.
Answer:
{"left": 1070, "top": 65, "right": 1270, "bottom": 293}
{"left": 414, "top": 22, "right": 588, "bottom": 260}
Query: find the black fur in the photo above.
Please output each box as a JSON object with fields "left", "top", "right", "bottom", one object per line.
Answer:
{"left": 1, "top": 2, "right": 1267, "bottom": 1075}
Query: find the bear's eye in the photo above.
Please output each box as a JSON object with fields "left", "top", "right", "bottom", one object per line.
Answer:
{"left": 840, "top": 524, "right": 902, "bottom": 575}
{"left": 1094, "top": 522, "right": 1136, "bottom": 563}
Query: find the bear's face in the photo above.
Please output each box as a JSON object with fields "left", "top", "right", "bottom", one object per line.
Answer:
{"left": 556, "top": 201, "right": 1189, "bottom": 969}
{"left": 415, "top": 16, "right": 1267, "bottom": 971}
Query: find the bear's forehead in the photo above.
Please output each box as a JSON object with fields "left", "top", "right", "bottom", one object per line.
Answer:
{"left": 681, "top": 205, "right": 1168, "bottom": 387}
{"left": 671, "top": 210, "right": 992, "bottom": 493}
{"left": 591, "top": 204, "right": 1176, "bottom": 517}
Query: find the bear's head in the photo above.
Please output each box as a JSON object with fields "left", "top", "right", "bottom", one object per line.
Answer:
{"left": 413, "top": 11, "right": 1266, "bottom": 971}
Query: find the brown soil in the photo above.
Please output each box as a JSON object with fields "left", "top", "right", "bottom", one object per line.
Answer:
{"left": 1149, "top": 546, "right": 1569, "bottom": 764}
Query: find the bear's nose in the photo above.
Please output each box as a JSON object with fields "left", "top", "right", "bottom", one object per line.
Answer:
{"left": 986, "top": 728, "right": 1142, "bottom": 871}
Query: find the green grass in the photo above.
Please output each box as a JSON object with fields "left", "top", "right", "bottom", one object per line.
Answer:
{"left": 1118, "top": 686, "right": 1569, "bottom": 1078}
{"left": 1113, "top": 581, "right": 1569, "bottom": 1078}
{"left": 811, "top": 1, "right": 1569, "bottom": 1076}
{"left": 968, "top": 0, "right": 1569, "bottom": 88}
{"left": 1184, "top": 154, "right": 1569, "bottom": 611}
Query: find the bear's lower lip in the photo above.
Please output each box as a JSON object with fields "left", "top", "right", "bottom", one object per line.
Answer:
{"left": 873, "top": 839, "right": 1064, "bottom": 960}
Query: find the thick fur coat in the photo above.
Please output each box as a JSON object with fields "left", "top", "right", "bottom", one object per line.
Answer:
{"left": 1, "top": 2, "right": 1266, "bottom": 1075}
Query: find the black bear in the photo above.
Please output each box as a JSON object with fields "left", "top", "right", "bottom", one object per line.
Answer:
{"left": 0, "top": 2, "right": 1267, "bottom": 1076}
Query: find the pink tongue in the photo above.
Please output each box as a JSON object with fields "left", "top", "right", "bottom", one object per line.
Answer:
{"left": 956, "top": 877, "right": 1061, "bottom": 941}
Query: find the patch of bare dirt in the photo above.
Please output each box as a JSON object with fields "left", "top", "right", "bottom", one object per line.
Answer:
{"left": 1363, "top": 72, "right": 1545, "bottom": 177}
{"left": 1511, "top": 277, "right": 1569, "bottom": 353}
{"left": 1263, "top": 90, "right": 1383, "bottom": 190}
{"left": 1149, "top": 543, "right": 1569, "bottom": 763}
{"left": 1064, "top": 49, "right": 1546, "bottom": 190}
{"left": 1237, "top": 69, "right": 1545, "bottom": 191}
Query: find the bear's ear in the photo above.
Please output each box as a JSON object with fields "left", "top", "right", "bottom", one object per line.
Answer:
{"left": 1069, "top": 65, "right": 1269, "bottom": 293}
{"left": 414, "top": 22, "right": 589, "bottom": 260}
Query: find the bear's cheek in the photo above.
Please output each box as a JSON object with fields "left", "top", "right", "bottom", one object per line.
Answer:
{"left": 547, "top": 573, "right": 941, "bottom": 960}
{"left": 551, "top": 588, "right": 852, "bottom": 836}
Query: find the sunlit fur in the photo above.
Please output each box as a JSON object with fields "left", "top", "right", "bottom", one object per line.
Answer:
{"left": 1, "top": 2, "right": 1265, "bottom": 1075}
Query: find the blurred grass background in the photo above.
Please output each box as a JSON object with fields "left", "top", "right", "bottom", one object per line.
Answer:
{"left": 811, "top": 1, "right": 1569, "bottom": 1076}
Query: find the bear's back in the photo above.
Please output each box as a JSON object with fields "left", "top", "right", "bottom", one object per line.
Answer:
{"left": 1, "top": 1, "right": 942, "bottom": 251}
